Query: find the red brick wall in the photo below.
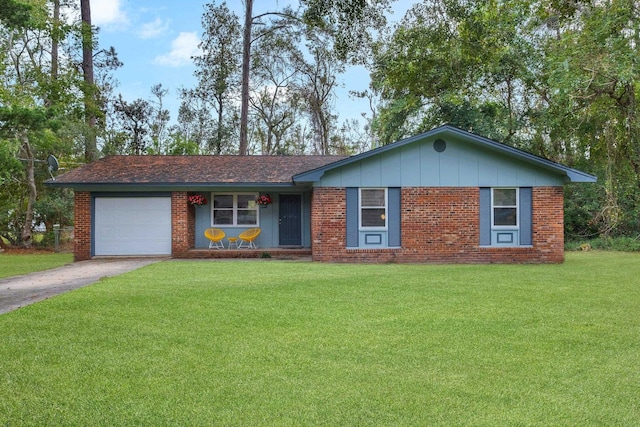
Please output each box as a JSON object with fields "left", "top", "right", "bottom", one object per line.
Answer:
{"left": 171, "top": 192, "right": 191, "bottom": 256}
{"left": 311, "top": 186, "right": 564, "bottom": 264}
{"left": 73, "top": 191, "right": 92, "bottom": 261}
{"left": 532, "top": 186, "right": 565, "bottom": 263}
{"left": 187, "top": 202, "right": 196, "bottom": 250}
{"left": 311, "top": 188, "right": 347, "bottom": 257}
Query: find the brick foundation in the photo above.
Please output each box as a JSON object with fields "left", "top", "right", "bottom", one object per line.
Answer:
{"left": 312, "top": 187, "right": 564, "bottom": 264}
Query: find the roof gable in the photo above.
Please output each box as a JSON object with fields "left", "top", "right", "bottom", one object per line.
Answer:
{"left": 293, "top": 125, "right": 597, "bottom": 184}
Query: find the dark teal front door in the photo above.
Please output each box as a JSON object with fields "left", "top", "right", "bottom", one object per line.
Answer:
{"left": 279, "top": 194, "right": 302, "bottom": 246}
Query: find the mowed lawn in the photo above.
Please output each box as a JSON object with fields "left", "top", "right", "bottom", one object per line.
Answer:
{"left": 1, "top": 253, "right": 639, "bottom": 426}
{"left": 0, "top": 253, "right": 73, "bottom": 279}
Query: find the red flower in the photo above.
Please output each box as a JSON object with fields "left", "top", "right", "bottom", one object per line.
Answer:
{"left": 188, "top": 194, "right": 208, "bottom": 206}
{"left": 256, "top": 194, "right": 273, "bottom": 205}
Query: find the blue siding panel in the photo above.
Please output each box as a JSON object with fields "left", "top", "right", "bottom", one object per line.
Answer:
{"left": 346, "top": 188, "right": 359, "bottom": 247}
{"left": 380, "top": 152, "right": 402, "bottom": 187}
{"left": 316, "top": 134, "right": 567, "bottom": 188}
{"left": 360, "top": 158, "right": 382, "bottom": 186}
{"left": 479, "top": 188, "right": 491, "bottom": 246}
{"left": 458, "top": 151, "right": 479, "bottom": 185}
{"left": 519, "top": 187, "right": 533, "bottom": 245}
{"left": 438, "top": 148, "right": 459, "bottom": 186}
{"left": 341, "top": 165, "right": 360, "bottom": 186}
{"left": 388, "top": 187, "right": 401, "bottom": 247}
{"left": 419, "top": 142, "right": 440, "bottom": 186}
{"left": 401, "top": 145, "right": 422, "bottom": 184}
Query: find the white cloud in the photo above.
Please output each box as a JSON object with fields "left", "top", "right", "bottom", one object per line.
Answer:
{"left": 154, "top": 32, "right": 201, "bottom": 67}
{"left": 92, "top": 0, "right": 128, "bottom": 28}
{"left": 138, "top": 17, "right": 170, "bottom": 39}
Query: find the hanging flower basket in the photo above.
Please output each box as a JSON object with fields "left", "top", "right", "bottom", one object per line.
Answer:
{"left": 256, "top": 194, "right": 273, "bottom": 206}
{"left": 188, "top": 194, "right": 208, "bottom": 206}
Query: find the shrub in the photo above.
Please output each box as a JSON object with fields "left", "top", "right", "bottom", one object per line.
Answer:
{"left": 566, "top": 236, "right": 640, "bottom": 252}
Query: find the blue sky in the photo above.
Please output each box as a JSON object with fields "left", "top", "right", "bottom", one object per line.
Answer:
{"left": 92, "top": 0, "right": 414, "bottom": 127}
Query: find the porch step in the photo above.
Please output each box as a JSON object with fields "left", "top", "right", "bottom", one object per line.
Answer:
{"left": 177, "top": 248, "right": 312, "bottom": 260}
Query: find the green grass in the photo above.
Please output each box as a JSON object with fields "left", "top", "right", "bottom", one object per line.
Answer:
{"left": 0, "top": 253, "right": 73, "bottom": 279}
{"left": 566, "top": 235, "right": 640, "bottom": 252}
{"left": 1, "top": 252, "right": 639, "bottom": 425}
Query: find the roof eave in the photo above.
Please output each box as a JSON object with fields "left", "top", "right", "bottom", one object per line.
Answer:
{"left": 44, "top": 181, "right": 303, "bottom": 191}
{"left": 564, "top": 170, "right": 598, "bottom": 183}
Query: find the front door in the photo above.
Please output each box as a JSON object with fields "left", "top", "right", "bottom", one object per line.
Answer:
{"left": 279, "top": 194, "right": 302, "bottom": 246}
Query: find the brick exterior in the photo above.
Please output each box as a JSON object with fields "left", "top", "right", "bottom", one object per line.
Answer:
{"left": 311, "top": 186, "right": 564, "bottom": 264}
{"left": 73, "top": 191, "right": 196, "bottom": 261}
{"left": 73, "top": 191, "right": 92, "bottom": 261}
{"left": 171, "top": 191, "right": 192, "bottom": 256}
{"left": 74, "top": 187, "right": 564, "bottom": 263}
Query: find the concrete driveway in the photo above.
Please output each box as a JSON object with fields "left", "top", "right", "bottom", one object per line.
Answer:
{"left": 0, "top": 258, "right": 164, "bottom": 315}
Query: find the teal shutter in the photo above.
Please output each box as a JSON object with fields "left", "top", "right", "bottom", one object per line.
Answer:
{"left": 346, "top": 188, "right": 359, "bottom": 247}
{"left": 388, "top": 188, "right": 401, "bottom": 247}
{"left": 519, "top": 187, "right": 532, "bottom": 246}
{"left": 479, "top": 188, "right": 491, "bottom": 246}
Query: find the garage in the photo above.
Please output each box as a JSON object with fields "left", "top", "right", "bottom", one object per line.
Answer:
{"left": 94, "top": 196, "right": 172, "bottom": 256}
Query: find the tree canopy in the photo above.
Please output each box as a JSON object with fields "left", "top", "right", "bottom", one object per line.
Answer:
{"left": 370, "top": 0, "right": 640, "bottom": 238}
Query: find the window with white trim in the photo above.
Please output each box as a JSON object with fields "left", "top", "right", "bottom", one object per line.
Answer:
{"left": 492, "top": 188, "right": 518, "bottom": 227}
{"left": 212, "top": 193, "right": 258, "bottom": 226}
{"left": 360, "top": 188, "right": 387, "bottom": 229}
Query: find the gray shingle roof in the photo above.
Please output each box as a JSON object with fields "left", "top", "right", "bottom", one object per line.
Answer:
{"left": 48, "top": 155, "right": 347, "bottom": 188}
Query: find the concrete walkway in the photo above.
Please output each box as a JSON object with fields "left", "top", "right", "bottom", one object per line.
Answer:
{"left": 0, "top": 258, "right": 164, "bottom": 315}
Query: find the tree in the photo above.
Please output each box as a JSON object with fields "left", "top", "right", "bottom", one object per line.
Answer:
{"left": 234, "top": 0, "right": 393, "bottom": 154}
{"left": 148, "top": 84, "right": 170, "bottom": 154}
{"left": 370, "top": 0, "right": 537, "bottom": 144}
{"left": 239, "top": 0, "right": 253, "bottom": 155}
{"left": 80, "top": 0, "right": 99, "bottom": 162}
{"left": 250, "top": 28, "right": 304, "bottom": 154}
{"left": 301, "top": 0, "right": 394, "bottom": 64}
{"left": 0, "top": 0, "right": 119, "bottom": 248}
{"left": 298, "top": 42, "right": 342, "bottom": 154}
{"left": 369, "top": 0, "right": 640, "bottom": 238}
{"left": 191, "top": 2, "right": 241, "bottom": 155}
{"left": 0, "top": 0, "right": 31, "bottom": 28}
{"left": 174, "top": 91, "right": 212, "bottom": 153}
{"left": 542, "top": 0, "right": 640, "bottom": 236}
{"left": 113, "top": 96, "right": 153, "bottom": 155}
{"left": 0, "top": 0, "right": 77, "bottom": 247}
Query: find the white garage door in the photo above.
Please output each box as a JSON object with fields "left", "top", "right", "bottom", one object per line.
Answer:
{"left": 94, "top": 197, "right": 172, "bottom": 256}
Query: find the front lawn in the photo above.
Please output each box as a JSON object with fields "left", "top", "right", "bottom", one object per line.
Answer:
{"left": 0, "top": 252, "right": 73, "bottom": 279}
{"left": 1, "top": 252, "right": 638, "bottom": 425}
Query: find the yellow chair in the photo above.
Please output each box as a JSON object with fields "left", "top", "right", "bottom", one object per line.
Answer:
{"left": 237, "top": 228, "right": 261, "bottom": 249}
{"left": 204, "top": 228, "right": 225, "bottom": 249}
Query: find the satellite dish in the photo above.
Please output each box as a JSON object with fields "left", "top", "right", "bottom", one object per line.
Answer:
{"left": 47, "top": 155, "right": 59, "bottom": 180}
{"left": 48, "top": 155, "right": 59, "bottom": 171}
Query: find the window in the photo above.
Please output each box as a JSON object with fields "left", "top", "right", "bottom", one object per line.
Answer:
{"left": 480, "top": 187, "right": 531, "bottom": 247}
{"left": 212, "top": 193, "right": 258, "bottom": 226}
{"left": 492, "top": 188, "right": 518, "bottom": 227}
{"left": 360, "top": 188, "right": 387, "bottom": 228}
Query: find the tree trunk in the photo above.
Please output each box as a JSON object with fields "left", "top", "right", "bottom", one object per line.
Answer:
{"left": 19, "top": 131, "right": 37, "bottom": 248}
{"left": 217, "top": 97, "right": 224, "bottom": 155}
{"left": 50, "top": 0, "right": 59, "bottom": 100}
{"left": 239, "top": 0, "right": 253, "bottom": 156}
{"left": 81, "top": 0, "right": 98, "bottom": 162}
